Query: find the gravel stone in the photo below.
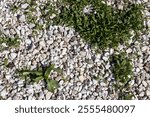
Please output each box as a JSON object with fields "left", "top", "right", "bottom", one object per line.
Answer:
{"left": 80, "top": 51, "right": 86, "bottom": 57}
{"left": 46, "top": 92, "right": 53, "bottom": 99}
{"left": 139, "top": 92, "right": 145, "bottom": 97}
{"left": 79, "top": 75, "right": 86, "bottom": 83}
{"left": 25, "top": 39, "right": 32, "bottom": 45}
{"left": 39, "top": 40, "right": 46, "bottom": 47}
{"left": 29, "top": 23, "right": 36, "bottom": 29}
{"left": 10, "top": 53, "right": 17, "bottom": 60}
{"left": 102, "top": 56, "right": 109, "bottom": 61}
{"left": 126, "top": 48, "right": 132, "bottom": 53}
{"left": 146, "top": 89, "right": 150, "bottom": 96}
{"left": 142, "top": 81, "right": 148, "bottom": 87}
{"left": 1, "top": 89, "right": 8, "bottom": 98}
{"left": 19, "top": 15, "right": 26, "bottom": 22}
{"left": 5, "top": 74, "right": 11, "bottom": 80}
{"left": 21, "top": 3, "right": 29, "bottom": 9}
{"left": 136, "top": 68, "right": 140, "bottom": 73}
{"left": 142, "top": 46, "right": 148, "bottom": 51}
{"left": 62, "top": 48, "right": 67, "bottom": 55}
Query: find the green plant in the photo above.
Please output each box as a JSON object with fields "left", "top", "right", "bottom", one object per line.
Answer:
{"left": 110, "top": 53, "right": 133, "bottom": 100}
{"left": 10, "top": 4, "right": 19, "bottom": 13}
{"left": 118, "top": 92, "right": 134, "bottom": 100}
{"left": 17, "top": 64, "right": 62, "bottom": 92}
{"left": 0, "top": 36, "right": 20, "bottom": 50}
{"left": 52, "top": 0, "right": 144, "bottom": 49}
{"left": 4, "top": 58, "right": 8, "bottom": 66}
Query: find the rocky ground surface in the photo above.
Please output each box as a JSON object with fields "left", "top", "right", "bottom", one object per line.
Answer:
{"left": 0, "top": 0, "right": 150, "bottom": 100}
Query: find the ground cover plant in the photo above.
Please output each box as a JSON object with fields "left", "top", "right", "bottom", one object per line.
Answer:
{"left": 110, "top": 53, "right": 134, "bottom": 99}
{"left": 17, "top": 64, "right": 62, "bottom": 92}
{"left": 0, "top": 36, "right": 20, "bottom": 51}
{"left": 52, "top": 0, "right": 144, "bottom": 49}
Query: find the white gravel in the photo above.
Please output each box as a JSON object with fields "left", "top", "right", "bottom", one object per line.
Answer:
{"left": 0, "top": 0, "right": 150, "bottom": 100}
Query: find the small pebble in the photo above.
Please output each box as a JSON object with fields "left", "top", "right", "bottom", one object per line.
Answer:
{"left": 10, "top": 53, "right": 17, "bottom": 60}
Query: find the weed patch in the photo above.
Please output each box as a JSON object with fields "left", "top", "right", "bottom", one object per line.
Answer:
{"left": 17, "top": 63, "right": 62, "bottom": 92}
{"left": 53, "top": 0, "right": 144, "bottom": 49}
{"left": 0, "top": 36, "right": 20, "bottom": 51}
{"left": 110, "top": 53, "right": 134, "bottom": 99}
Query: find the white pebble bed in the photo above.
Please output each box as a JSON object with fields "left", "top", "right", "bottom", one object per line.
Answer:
{"left": 0, "top": 0, "right": 150, "bottom": 100}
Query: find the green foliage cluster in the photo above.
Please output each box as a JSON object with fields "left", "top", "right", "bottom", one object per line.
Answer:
{"left": 110, "top": 53, "right": 133, "bottom": 100}
{"left": 53, "top": 0, "right": 144, "bottom": 49}
{"left": 0, "top": 36, "right": 20, "bottom": 50}
{"left": 17, "top": 64, "right": 61, "bottom": 92}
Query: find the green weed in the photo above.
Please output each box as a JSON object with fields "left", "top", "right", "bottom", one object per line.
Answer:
{"left": 17, "top": 64, "right": 62, "bottom": 92}
{"left": 0, "top": 36, "right": 20, "bottom": 50}
{"left": 53, "top": 0, "right": 144, "bottom": 49}
{"left": 110, "top": 53, "right": 133, "bottom": 100}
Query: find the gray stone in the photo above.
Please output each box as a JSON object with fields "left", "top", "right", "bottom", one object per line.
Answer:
{"left": 110, "top": 48, "right": 114, "bottom": 54}
{"left": 59, "top": 26, "right": 64, "bottom": 32}
{"left": 79, "top": 75, "right": 86, "bottom": 83}
{"left": 27, "top": 87, "right": 34, "bottom": 95}
{"left": 80, "top": 51, "right": 86, "bottom": 57}
{"left": 33, "top": 49, "right": 39, "bottom": 55}
{"left": 1, "top": 43, "right": 7, "bottom": 47}
{"left": 126, "top": 48, "right": 132, "bottom": 53}
{"left": 64, "top": 37, "right": 70, "bottom": 43}
{"left": 25, "top": 39, "right": 32, "bottom": 45}
{"left": 146, "top": 89, "right": 150, "bottom": 96}
{"left": 1, "top": 89, "right": 7, "bottom": 98}
{"left": 10, "top": 28, "right": 16, "bottom": 35}
{"left": 18, "top": 80, "right": 24, "bottom": 87}
{"left": 130, "top": 80, "right": 135, "bottom": 85}
{"left": 105, "top": 64, "right": 110, "bottom": 69}
{"left": 93, "top": 92, "right": 98, "bottom": 96}
{"left": 136, "top": 68, "right": 140, "bottom": 73}
{"left": 102, "top": 56, "right": 108, "bottom": 61}
{"left": 142, "top": 81, "right": 148, "bottom": 87}
{"left": 39, "top": 40, "right": 46, "bottom": 47}
{"left": 10, "top": 53, "right": 17, "bottom": 59}
{"left": 21, "top": 3, "right": 29, "bottom": 9}
{"left": 19, "top": 15, "right": 26, "bottom": 22}
{"left": 62, "top": 48, "right": 67, "bottom": 55}
{"left": 5, "top": 74, "right": 11, "bottom": 80}
{"left": 47, "top": 30, "right": 53, "bottom": 36}
{"left": 142, "top": 46, "right": 148, "bottom": 51}
{"left": 46, "top": 92, "right": 53, "bottom": 99}
{"left": 47, "top": 39, "right": 54, "bottom": 45}
{"left": 29, "top": 23, "right": 35, "bottom": 29}
{"left": 93, "top": 79, "right": 98, "bottom": 85}
{"left": 50, "top": 13, "right": 56, "bottom": 19}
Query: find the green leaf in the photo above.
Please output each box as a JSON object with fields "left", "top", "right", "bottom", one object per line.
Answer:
{"left": 20, "top": 71, "right": 32, "bottom": 76}
{"left": 31, "top": 71, "right": 43, "bottom": 76}
{"left": 46, "top": 79, "right": 58, "bottom": 92}
{"left": 18, "top": 70, "right": 42, "bottom": 76}
{"left": 44, "top": 64, "right": 55, "bottom": 79}
{"left": 53, "top": 68, "right": 63, "bottom": 73}
{"left": 4, "top": 58, "right": 8, "bottom": 66}
{"left": 33, "top": 76, "right": 44, "bottom": 83}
